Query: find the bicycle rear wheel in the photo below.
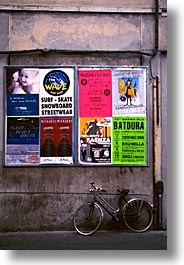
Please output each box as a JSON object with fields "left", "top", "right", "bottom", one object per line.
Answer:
{"left": 122, "top": 198, "right": 153, "bottom": 232}
{"left": 74, "top": 202, "right": 103, "bottom": 236}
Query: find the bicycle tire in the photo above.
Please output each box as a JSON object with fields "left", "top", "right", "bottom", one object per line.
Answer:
{"left": 122, "top": 198, "right": 153, "bottom": 232}
{"left": 73, "top": 202, "right": 103, "bottom": 236}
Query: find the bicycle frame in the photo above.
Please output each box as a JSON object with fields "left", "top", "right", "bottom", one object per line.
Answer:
{"left": 89, "top": 181, "right": 154, "bottom": 222}
{"left": 90, "top": 188, "right": 127, "bottom": 222}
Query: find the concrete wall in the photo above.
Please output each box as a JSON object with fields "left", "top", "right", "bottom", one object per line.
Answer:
{"left": 0, "top": 1, "right": 167, "bottom": 231}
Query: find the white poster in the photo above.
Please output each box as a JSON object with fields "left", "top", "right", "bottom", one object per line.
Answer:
{"left": 112, "top": 67, "right": 147, "bottom": 116}
{"left": 39, "top": 68, "right": 74, "bottom": 117}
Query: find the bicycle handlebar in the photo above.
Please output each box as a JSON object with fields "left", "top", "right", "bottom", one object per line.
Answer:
{"left": 90, "top": 181, "right": 107, "bottom": 193}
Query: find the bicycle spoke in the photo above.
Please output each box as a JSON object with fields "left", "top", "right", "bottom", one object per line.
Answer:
{"left": 122, "top": 199, "right": 153, "bottom": 232}
{"left": 74, "top": 203, "right": 102, "bottom": 236}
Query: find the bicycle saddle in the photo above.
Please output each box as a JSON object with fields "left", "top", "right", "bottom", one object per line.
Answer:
{"left": 117, "top": 188, "right": 129, "bottom": 195}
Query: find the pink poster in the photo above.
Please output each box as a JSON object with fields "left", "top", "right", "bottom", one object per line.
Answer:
{"left": 78, "top": 69, "right": 112, "bottom": 117}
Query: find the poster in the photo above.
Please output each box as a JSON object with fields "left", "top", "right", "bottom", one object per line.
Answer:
{"left": 79, "top": 117, "right": 111, "bottom": 164}
{"left": 40, "top": 117, "right": 73, "bottom": 164}
{"left": 78, "top": 69, "right": 112, "bottom": 117}
{"left": 5, "top": 117, "right": 39, "bottom": 165}
{"left": 112, "top": 68, "right": 147, "bottom": 116}
{"left": 112, "top": 116, "right": 147, "bottom": 165}
{"left": 6, "top": 67, "right": 39, "bottom": 116}
{"left": 39, "top": 68, "right": 74, "bottom": 117}
{"left": 4, "top": 66, "right": 75, "bottom": 166}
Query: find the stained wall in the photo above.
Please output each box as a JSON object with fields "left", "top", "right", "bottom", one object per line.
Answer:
{"left": 0, "top": 0, "right": 167, "bottom": 231}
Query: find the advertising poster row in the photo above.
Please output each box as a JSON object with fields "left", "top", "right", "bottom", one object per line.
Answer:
{"left": 4, "top": 66, "right": 148, "bottom": 166}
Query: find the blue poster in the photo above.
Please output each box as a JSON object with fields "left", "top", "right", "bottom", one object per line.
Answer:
{"left": 7, "top": 94, "right": 39, "bottom": 116}
{"left": 6, "top": 117, "right": 39, "bottom": 145}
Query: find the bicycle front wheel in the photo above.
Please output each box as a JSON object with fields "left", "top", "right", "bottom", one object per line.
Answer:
{"left": 122, "top": 198, "right": 153, "bottom": 232}
{"left": 74, "top": 202, "right": 103, "bottom": 236}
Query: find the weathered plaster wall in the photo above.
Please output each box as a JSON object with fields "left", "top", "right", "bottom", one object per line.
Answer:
{"left": 0, "top": 1, "right": 167, "bottom": 231}
{"left": 9, "top": 13, "right": 141, "bottom": 51}
{"left": 0, "top": 0, "right": 166, "bottom": 8}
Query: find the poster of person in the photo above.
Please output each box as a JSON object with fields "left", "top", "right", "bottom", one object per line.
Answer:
{"left": 6, "top": 67, "right": 39, "bottom": 116}
{"left": 78, "top": 69, "right": 112, "bottom": 117}
{"left": 39, "top": 68, "right": 74, "bottom": 117}
{"left": 40, "top": 117, "right": 73, "bottom": 164}
{"left": 5, "top": 117, "right": 39, "bottom": 165}
{"left": 112, "top": 68, "right": 147, "bottom": 116}
{"left": 112, "top": 116, "right": 147, "bottom": 165}
{"left": 79, "top": 117, "right": 111, "bottom": 164}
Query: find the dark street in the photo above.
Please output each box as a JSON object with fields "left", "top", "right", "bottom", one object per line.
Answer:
{"left": 0, "top": 230, "right": 167, "bottom": 250}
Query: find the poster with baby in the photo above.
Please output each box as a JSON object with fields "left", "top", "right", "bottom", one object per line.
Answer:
{"left": 6, "top": 67, "right": 39, "bottom": 116}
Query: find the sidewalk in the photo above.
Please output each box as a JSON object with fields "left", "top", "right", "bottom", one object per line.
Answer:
{"left": 0, "top": 230, "right": 167, "bottom": 250}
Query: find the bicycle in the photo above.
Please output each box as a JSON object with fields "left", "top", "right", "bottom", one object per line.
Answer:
{"left": 73, "top": 181, "right": 153, "bottom": 236}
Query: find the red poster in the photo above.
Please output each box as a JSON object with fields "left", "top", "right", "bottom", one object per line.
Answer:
{"left": 40, "top": 117, "right": 73, "bottom": 164}
{"left": 78, "top": 69, "right": 112, "bottom": 117}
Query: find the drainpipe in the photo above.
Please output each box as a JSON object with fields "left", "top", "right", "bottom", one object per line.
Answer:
{"left": 154, "top": 0, "right": 159, "bottom": 56}
{"left": 153, "top": 0, "right": 163, "bottom": 230}
{"left": 155, "top": 181, "right": 164, "bottom": 230}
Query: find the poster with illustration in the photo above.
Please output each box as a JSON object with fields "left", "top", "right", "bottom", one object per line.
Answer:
{"left": 39, "top": 68, "right": 74, "bottom": 117}
{"left": 40, "top": 117, "right": 73, "bottom": 164}
{"left": 112, "top": 68, "right": 147, "bottom": 116}
{"left": 79, "top": 117, "right": 111, "bottom": 164}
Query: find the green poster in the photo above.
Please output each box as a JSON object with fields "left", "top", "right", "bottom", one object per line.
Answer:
{"left": 112, "top": 116, "right": 147, "bottom": 165}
